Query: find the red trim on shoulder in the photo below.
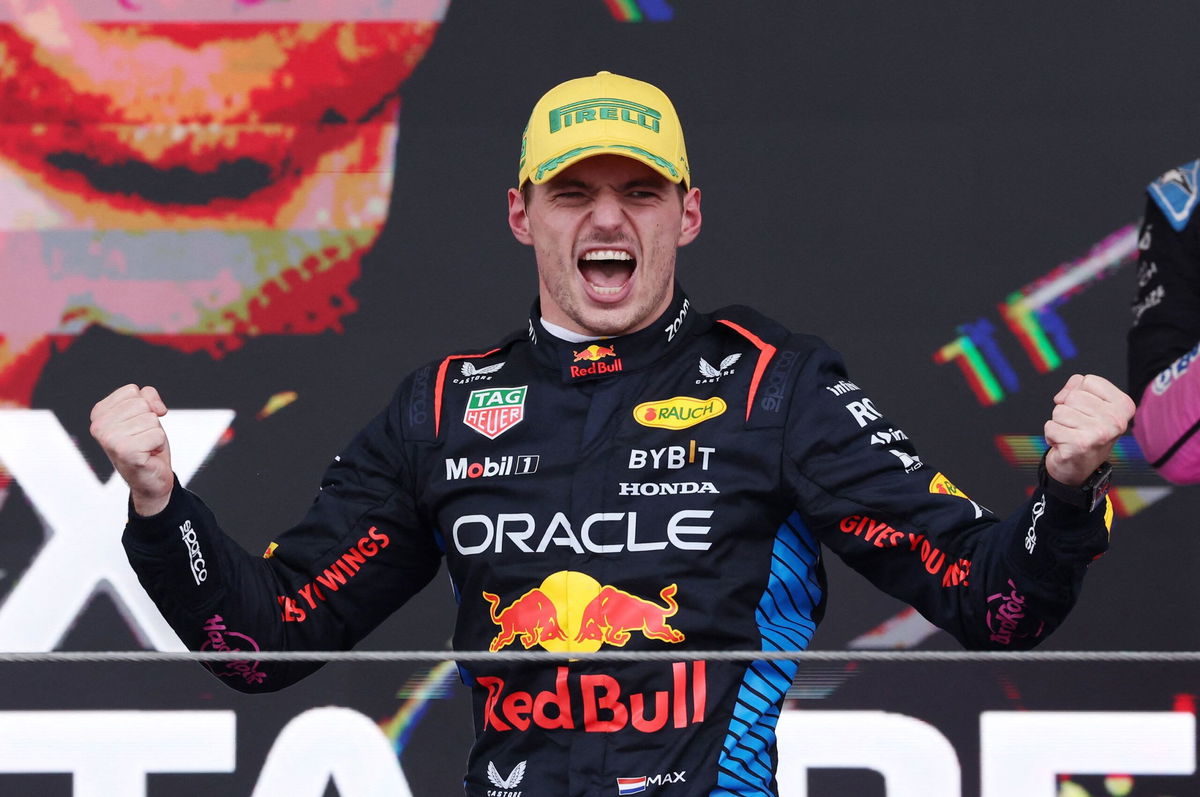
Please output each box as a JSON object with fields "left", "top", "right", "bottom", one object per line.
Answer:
{"left": 434, "top": 348, "right": 503, "bottom": 436}
{"left": 716, "top": 319, "right": 778, "bottom": 421}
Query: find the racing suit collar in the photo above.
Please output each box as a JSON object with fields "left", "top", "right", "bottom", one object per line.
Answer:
{"left": 528, "top": 285, "right": 699, "bottom": 383}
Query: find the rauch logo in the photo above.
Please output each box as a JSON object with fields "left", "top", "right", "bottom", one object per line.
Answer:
{"left": 633, "top": 397, "right": 726, "bottom": 430}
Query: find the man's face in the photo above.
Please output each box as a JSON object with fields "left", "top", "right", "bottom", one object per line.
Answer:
{"left": 508, "top": 155, "right": 701, "bottom": 338}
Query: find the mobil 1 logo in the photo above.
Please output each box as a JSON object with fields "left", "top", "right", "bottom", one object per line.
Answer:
{"left": 445, "top": 455, "right": 540, "bottom": 481}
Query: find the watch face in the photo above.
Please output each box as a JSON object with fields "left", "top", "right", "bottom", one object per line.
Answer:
{"left": 1037, "top": 456, "right": 1112, "bottom": 511}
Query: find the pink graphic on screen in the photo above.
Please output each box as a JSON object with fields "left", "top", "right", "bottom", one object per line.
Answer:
{"left": 0, "top": 0, "right": 449, "bottom": 406}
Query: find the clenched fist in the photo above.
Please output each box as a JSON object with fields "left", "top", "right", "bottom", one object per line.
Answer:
{"left": 90, "top": 384, "right": 174, "bottom": 517}
{"left": 1044, "top": 374, "right": 1136, "bottom": 486}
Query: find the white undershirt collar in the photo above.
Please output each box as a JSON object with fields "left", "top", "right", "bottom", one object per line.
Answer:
{"left": 539, "top": 317, "right": 603, "bottom": 343}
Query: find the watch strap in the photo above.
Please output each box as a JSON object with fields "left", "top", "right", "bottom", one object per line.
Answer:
{"left": 1037, "top": 453, "right": 1112, "bottom": 513}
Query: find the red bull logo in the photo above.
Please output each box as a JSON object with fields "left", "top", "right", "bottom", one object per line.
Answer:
{"left": 482, "top": 572, "right": 685, "bottom": 653}
{"left": 482, "top": 588, "right": 566, "bottom": 652}
{"left": 478, "top": 661, "right": 707, "bottom": 733}
{"left": 575, "top": 584, "right": 685, "bottom": 646}
{"left": 573, "top": 344, "right": 617, "bottom": 362}
{"left": 570, "top": 344, "right": 623, "bottom": 379}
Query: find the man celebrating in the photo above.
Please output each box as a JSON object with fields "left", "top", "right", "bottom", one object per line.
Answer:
{"left": 93, "top": 72, "right": 1134, "bottom": 796}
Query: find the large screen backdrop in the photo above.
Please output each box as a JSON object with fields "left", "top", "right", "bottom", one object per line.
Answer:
{"left": 1, "top": 1, "right": 1198, "bottom": 795}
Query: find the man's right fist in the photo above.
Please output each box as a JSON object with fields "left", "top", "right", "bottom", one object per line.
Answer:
{"left": 90, "top": 384, "right": 173, "bottom": 517}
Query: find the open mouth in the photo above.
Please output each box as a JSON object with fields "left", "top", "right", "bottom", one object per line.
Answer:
{"left": 44, "top": 150, "right": 275, "bottom": 205}
{"left": 579, "top": 249, "right": 636, "bottom": 299}
{"left": 0, "top": 20, "right": 435, "bottom": 212}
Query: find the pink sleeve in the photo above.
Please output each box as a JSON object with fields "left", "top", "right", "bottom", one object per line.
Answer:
{"left": 1134, "top": 342, "right": 1200, "bottom": 484}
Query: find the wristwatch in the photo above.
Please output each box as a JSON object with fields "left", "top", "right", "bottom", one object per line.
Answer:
{"left": 1037, "top": 453, "right": 1112, "bottom": 513}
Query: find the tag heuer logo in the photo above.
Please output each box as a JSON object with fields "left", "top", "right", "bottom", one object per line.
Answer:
{"left": 464, "top": 386, "right": 527, "bottom": 439}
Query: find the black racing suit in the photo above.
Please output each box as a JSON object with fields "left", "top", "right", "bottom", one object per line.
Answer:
{"left": 124, "top": 288, "right": 1111, "bottom": 796}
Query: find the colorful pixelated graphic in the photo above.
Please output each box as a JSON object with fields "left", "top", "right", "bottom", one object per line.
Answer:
{"left": 995, "top": 434, "right": 1171, "bottom": 518}
{"left": 378, "top": 660, "right": 459, "bottom": 754}
{"left": 604, "top": 0, "right": 673, "bottom": 22}
{"left": 1057, "top": 773, "right": 1179, "bottom": 796}
{"left": 0, "top": 0, "right": 448, "bottom": 407}
{"left": 935, "top": 225, "right": 1138, "bottom": 406}
{"left": 934, "top": 325, "right": 1010, "bottom": 406}
{"left": 785, "top": 663, "right": 859, "bottom": 700}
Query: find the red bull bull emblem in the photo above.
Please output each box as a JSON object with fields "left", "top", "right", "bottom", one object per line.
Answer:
{"left": 575, "top": 584, "right": 685, "bottom": 646}
{"left": 483, "top": 571, "right": 685, "bottom": 654}
{"left": 482, "top": 588, "right": 566, "bottom": 652}
{"left": 570, "top": 344, "right": 623, "bottom": 379}
{"left": 573, "top": 344, "right": 617, "bottom": 362}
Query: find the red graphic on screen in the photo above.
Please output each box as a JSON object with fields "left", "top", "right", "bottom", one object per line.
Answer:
{"left": 0, "top": 1, "right": 447, "bottom": 406}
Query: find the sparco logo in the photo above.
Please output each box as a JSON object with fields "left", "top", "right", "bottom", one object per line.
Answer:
{"left": 1025, "top": 497, "right": 1045, "bottom": 554}
{"left": 179, "top": 519, "right": 207, "bottom": 585}
{"left": 408, "top": 365, "right": 431, "bottom": 425}
{"left": 759, "top": 349, "right": 799, "bottom": 413}
{"left": 446, "top": 455, "right": 540, "bottom": 480}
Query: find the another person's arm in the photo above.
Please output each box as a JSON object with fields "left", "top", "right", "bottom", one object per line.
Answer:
{"left": 1128, "top": 173, "right": 1200, "bottom": 484}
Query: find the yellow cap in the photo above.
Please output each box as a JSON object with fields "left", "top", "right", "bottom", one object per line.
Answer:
{"left": 518, "top": 71, "right": 690, "bottom": 188}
